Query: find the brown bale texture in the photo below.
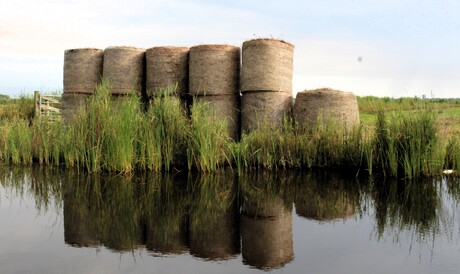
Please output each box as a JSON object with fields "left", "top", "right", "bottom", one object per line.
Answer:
{"left": 103, "top": 46, "right": 145, "bottom": 95}
{"left": 63, "top": 48, "right": 104, "bottom": 94}
{"left": 241, "top": 91, "right": 292, "bottom": 133}
{"left": 240, "top": 213, "right": 294, "bottom": 270}
{"left": 146, "top": 46, "right": 189, "bottom": 97}
{"left": 189, "top": 44, "right": 240, "bottom": 96}
{"left": 293, "top": 88, "right": 360, "bottom": 131}
{"left": 194, "top": 94, "right": 241, "bottom": 140}
{"left": 241, "top": 39, "right": 294, "bottom": 94}
{"left": 61, "top": 93, "right": 90, "bottom": 123}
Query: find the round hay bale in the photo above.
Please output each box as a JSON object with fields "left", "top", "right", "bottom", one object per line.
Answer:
{"left": 293, "top": 88, "right": 360, "bottom": 131}
{"left": 146, "top": 46, "right": 189, "bottom": 98}
{"left": 194, "top": 95, "right": 240, "bottom": 140}
{"left": 241, "top": 39, "right": 294, "bottom": 94}
{"left": 63, "top": 48, "right": 103, "bottom": 94}
{"left": 103, "top": 46, "right": 145, "bottom": 95}
{"left": 61, "top": 93, "right": 90, "bottom": 122}
{"left": 189, "top": 45, "right": 240, "bottom": 96}
{"left": 240, "top": 213, "right": 294, "bottom": 270}
{"left": 241, "top": 91, "right": 292, "bottom": 133}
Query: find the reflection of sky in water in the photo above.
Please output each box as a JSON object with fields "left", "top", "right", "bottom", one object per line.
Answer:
{"left": 1, "top": 174, "right": 460, "bottom": 273}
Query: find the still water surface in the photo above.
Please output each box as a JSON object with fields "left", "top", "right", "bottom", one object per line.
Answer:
{"left": 0, "top": 167, "right": 459, "bottom": 273}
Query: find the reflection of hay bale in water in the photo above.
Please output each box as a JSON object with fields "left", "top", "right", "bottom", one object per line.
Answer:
{"left": 293, "top": 88, "right": 360, "bottom": 131}
{"left": 241, "top": 91, "right": 292, "bottom": 133}
{"left": 189, "top": 45, "right": 240, "bottom": 96}
{"left": 240, "top": 213, "right": 294, "bottom": 270}
{"left": 242, "top": 192, "right": 287, "bottom": 218}
{"left": 61, "top": 93, "right": 89, "bottom": 123}
{"left": 63, "top": 195, "right": 98, "bottom": 247}
{"left": 241, "top": 38, "right": 294, "bottom": 94}
{"left": 189, "top": 204, "right": 239, "bottom": 260}
{"left": 64, "top": 48, "right": 103, "bottom": 94}
{"left": 145, "top": 216, "right": 189, "bottom": 255}
{"left": 146, "top": 46, "right": 189, "bottom": 98}
{"left": 194, "top": 95, "right": 240, "bottom": 140}
{"left": 295, "top": 195, "right": 355, "bottom": 221}
{"left": 103, "top": 46, "right": 145, "bottom": 95}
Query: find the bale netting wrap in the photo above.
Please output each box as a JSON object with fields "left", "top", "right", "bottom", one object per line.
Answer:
{"left": 240, "top": 213, "right": 294, "bottom": 270}
{"left": 189, "top": 45, "right": 240, "bottom": 96}
{"left": 103, "top": 46, "right": 145, "bottom": 95}
{"left": 241, "top": 91, "right": 292, "bottom": 133}
{"left": 241, "top": 39, "right": 294, "bottom": 94}
{"left": 61, "top": 93, "right": 90, "bottom": 122}
{"left": 293, "top": 88, "right": 360, "bottom": 131}
{"left": 194, "top": 95, "right": 241, "bottom": 140}
{"left": 63, "top": 48, "right": 103, "bottom": 94}
{"left": 146, "top": 46, "right": 189, "bottom": 98}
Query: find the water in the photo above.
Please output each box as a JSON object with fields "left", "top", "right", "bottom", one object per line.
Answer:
{"left": 0, "top": 167, "right": 459, "bottom": 274}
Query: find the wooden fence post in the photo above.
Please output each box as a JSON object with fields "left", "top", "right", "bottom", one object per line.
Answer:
{"left": 34, "top": 90, "right": 40, "bottom": 118}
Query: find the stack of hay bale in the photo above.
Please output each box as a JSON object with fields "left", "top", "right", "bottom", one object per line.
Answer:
{"left": 62, "top": 48, "right": 104, "bottom": 121}
{"left": 293, "top": 88, "right": 360, "bottom": 131}
{"left": 145, "top": 46, "right": 189, "bottom": 110}
{"left": 102, "top": 46, "right": 145, "bottom": 105}
{"left": 189, "top": 45, "right": 241, "bottom": 140}
{"left": 240, "top": 39, "right": 294, "bottom": 133}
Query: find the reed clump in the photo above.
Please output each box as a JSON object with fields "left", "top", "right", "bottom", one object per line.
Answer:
{"left": 0, "top": 82, "right": 457, "bottom": 179}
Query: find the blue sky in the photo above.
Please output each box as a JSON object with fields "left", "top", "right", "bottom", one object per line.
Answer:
{"left": 1, "top": 0, "right": 460, "bottom": 98}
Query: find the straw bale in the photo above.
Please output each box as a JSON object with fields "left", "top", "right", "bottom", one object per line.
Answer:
{"left": 189, "top": 44, "right": 240, "bottom": 96}
{"left": 146, "top": 46, "right": 189, "bottom": 97}
{"left": 241, "top": 91, "right": 292, "bottom": 133}
{"left": 103, "top": 46, "right": 145, "bottom": 95}
{"left": 64, "top": 48, "right": 103, "bottom": 94}
{"left": 194, "top": 94, "right": 240, "bottom": 140}
{"left": 240, "top": 213, "right": 294, "bottom": 269}
{"left": 61, "top": 93, "right": 89, "bottom": 122}
{"left": 293, "top": 88, "right": 360, "bottom": 131}
{"left": 241, "top": 38, "right": 294, "bottom": 94}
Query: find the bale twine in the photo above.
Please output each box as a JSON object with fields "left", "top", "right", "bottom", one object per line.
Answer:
{"left": 63, "top": 48, "right": 103, "bottom": 94}
{"left": 293, "top": 88, "right": 360, "bottom": 131}
{"left": 241, "top": 91, "right": 292, "bottom": 133}
{"left": 240, "top": 213, "right": 294, "bottom": 270}
{"left": 103, "top": 46, "right": 145, "bottom": 95}
{"left": 241, "top": 38, "right": 294, "bottom": 94}
{"left": 61, "top": 93, "right": 89, "bottom": 122}
{"left": 189, "top": 45, "right": 240, "bottom": 96}
{"left": 194, "top": 95, "right": 240, "bottom": 140}
{"left": 146, "top": 46, "right": 189, "bottom": 98}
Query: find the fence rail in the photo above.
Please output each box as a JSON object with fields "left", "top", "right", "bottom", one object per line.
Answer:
{"left": 34, "top": 91, "right": 62, "bottom": 121}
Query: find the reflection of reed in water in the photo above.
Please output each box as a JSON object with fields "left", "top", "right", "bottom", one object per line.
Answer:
{"left": 62, "top": 173, "right": 144, "bottom": 252}
{"left": 144, "top": 173, "right": 189, "bottom": 255}
{"left": 62, "top": 171, "right": 101, "bottom": 247}
{"left": 239, "top": 172, "right": 294, "bottom": 270}
{"left": 189, "top": 172, "right": 240, "bottom": 260}
{"left": 291, "top": 172, "right": 359, "bottom": 221}
{"left": 373, "top": 178, "right": 440, "bottom": 239}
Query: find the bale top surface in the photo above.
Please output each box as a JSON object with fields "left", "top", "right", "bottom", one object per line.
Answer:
{"left": 190, "top": 44, "right": 240, "bottom": 52}
{"left": 146, "top": 46, "right": 189, "bottom": 53}
{"left": 243, "top": 38, "right": 294, "bottom": 50}
{"left": 65, "top": 48, "right": 103, "bottom": 53}
{"left": 105, "top": 46, "right": 145, "bottom": 51}
{"left": 296, "top": 88, "right": 355, "bottom": 98}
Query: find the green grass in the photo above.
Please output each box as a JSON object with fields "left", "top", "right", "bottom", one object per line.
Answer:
{"left": 0, "top": 85, "right": 458, "bottom": 178}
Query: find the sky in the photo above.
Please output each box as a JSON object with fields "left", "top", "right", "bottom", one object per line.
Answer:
{"left": 1, "top": 0, "right": 460, "bottom": 98}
